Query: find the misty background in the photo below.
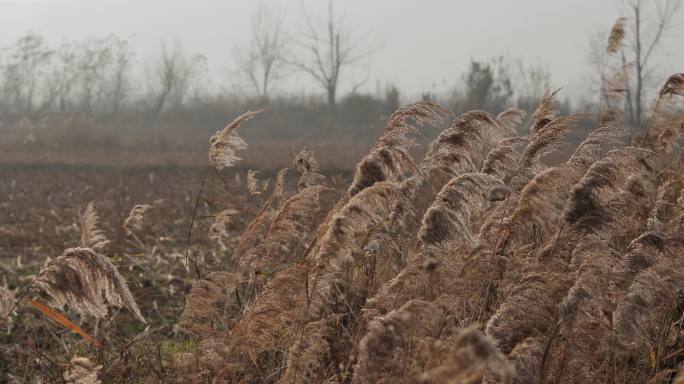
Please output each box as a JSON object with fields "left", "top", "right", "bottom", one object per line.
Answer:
{"left": 0, "top": 0, "right": 682, "bottom": 168}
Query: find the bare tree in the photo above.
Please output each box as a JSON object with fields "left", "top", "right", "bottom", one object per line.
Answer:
{"left": 235, "top": 3, "right": 288, "bottom": 99}
{"left": 620, "top": 0, "right": 682, "bottom": 124}
{"left": 151, "top": 41, "right": 201, "bottom": 116}
{"left": 515, "top": 59, "right": 551, "bottom": 112}
{"left": 43, "top": 41, "right": 79, "bottom": 114}
{"left": 290, "top": 0, "right": 376, "bottom": 109}
{"left": 42, "top": 35, "right": 133, "bottom": 117}
{"left": 0, "top": 33, "right": 134, "bottom": 117}
{"left": 107, "top": 37, "right": 133, "bottom": 115}
{"left": 1, "top": 33, "right": 54, "bottom": 115}
{"left": 585, "top": 30, "right": 609, "bottom": 97}
{"left": 75, "top": 37, "right": 116, "bottom": 114}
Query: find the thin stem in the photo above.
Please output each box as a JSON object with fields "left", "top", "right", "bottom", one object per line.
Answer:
{"left": 1, "top": 288, "right": 29, "bottom": 327}
{"left": 543, "top": 220, "right": 566, "bottom": 267}
{"left": 185, "top": 165, "right": 210, "bottom": 279}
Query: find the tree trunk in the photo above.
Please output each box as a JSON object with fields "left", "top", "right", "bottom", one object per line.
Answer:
{"left": 153, "top": 88, "right": 170, "bottom": 117}
{"left": 327, "top": 85, "right": 336, "bottom": 110}
{"left": 621, "top": 51, "right": 635, "bottom": 122}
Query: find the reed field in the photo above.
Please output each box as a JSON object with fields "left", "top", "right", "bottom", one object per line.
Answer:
{"left": 2, "top": 17, "right": 684, "bottom": 384}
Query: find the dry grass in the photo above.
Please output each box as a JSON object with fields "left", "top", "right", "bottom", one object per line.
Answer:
{"left": 2, "top": 26, "right": 684, "bottom": 384}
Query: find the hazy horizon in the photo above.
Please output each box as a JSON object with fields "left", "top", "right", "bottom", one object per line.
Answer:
{"left": 1, "top": 0, "right": 682, "bottom": 101}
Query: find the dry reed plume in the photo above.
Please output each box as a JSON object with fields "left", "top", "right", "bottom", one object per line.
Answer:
{"left": 123, "top": 203, "right": 153, "bottom": 236}
{"left": 80, "top": 201, "right": 110, "bottom": 252}
{"left": 294, "top": 147, "right": 327, "bottom": 190}
{"left": 208, "top": 109, "right": 262, "bottom": 170}
{"left": 208, "top": 209, "right": 239, "bottom": 240}
{"left": 31, "top": 247, "right": 145, "bottom": 322}
{"left": 5, "top": 36, "right": 684, "bottom": 382}
{"left": 247, "top": 169, "right": 261, "bottom": 195}
{"left": 348, "top": 101, "right": 449, "bottom": 196}
{"left": 607, "top": 17, "right": 627, "bottom": 54}
{"left": 0, "top": 285, "right": 15, "bottom": 331}
{"left": 63, "top": 357, "right": 102, "bottom": 384}
{"left": 660, "top": 73, "right": 684, "bottom": 97}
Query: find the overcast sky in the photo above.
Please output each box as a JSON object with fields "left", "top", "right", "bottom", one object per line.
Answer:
{"left": 0, "top": 0, "right": 682, "bottom": 100}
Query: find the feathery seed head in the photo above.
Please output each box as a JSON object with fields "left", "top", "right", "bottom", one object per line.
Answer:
{"left": 123, "top": 204, "right": 153, "bottom": 236}
{"left": 31, "top": 247, "right": 145, "bottom": 322}
{"left": 209, "top": 110, "right": 262, "bottom": 170}
{"left": 0, "top": 285, "right": 15, "bottom": 331}
{"left": 497, "top": 108, "right": 528, "bottom": 132}
{"left": 64, "top": 357, "right": 102, "bottom": 384}
{"left": 659, "top": 73, "right": 684, "bottom": 97}
{"left": 80, "top": 201, "right": 110, "bottom": 252}
{"left": 607, "top": 17, "right": 627, "bottom": 54}
{"left": 247, "top": 170, "right": 260, "bottom": 195}
{"left": 208, "top": 209, "right": 238, "bottom": 240}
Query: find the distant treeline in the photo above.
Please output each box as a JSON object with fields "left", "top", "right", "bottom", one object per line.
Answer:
{"left": 0, "top": 31, "right": 587, "bottom": 167}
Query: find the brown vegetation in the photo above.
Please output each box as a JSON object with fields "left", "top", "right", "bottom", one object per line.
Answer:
{"left": 2, "top": 17, "right": 684, "bottom": 384}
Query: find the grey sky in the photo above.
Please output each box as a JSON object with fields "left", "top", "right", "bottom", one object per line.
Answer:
{"left": 1, "top": 0, "right": 682, "bottom": 100}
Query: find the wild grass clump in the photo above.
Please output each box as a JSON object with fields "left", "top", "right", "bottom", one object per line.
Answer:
{"left": 3, "top": 18, "right": 684, "bottom": 384}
